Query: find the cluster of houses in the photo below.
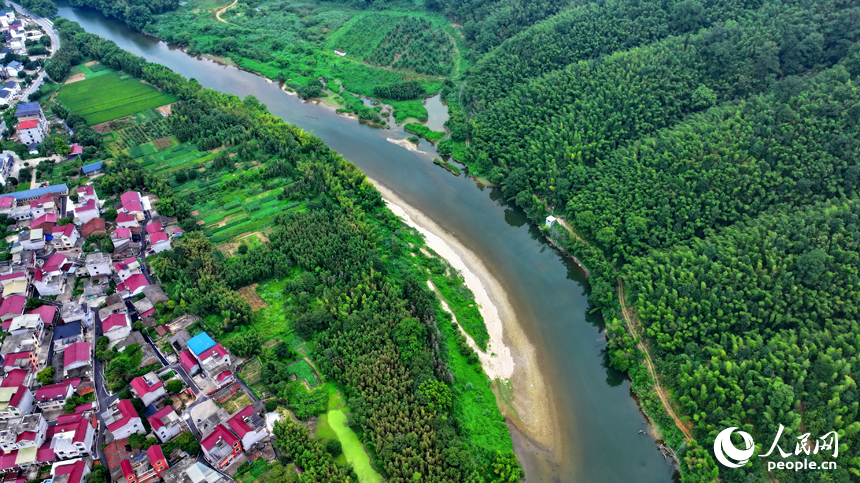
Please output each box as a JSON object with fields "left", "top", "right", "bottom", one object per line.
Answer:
{"left": 0, "top": 9, "right": 48, "bottom": 116}
{"left": 0, "top": 179, "right": 203, "bottom": 483}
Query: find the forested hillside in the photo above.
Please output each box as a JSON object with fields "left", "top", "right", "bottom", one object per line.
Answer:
{"left": 46, "top": 19, "right": 520, "bottom": 483}
{"left": 444, "top": 0, "right": 860, "bottom": 480}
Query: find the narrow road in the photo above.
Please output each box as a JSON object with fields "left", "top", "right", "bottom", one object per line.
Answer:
{"left": 215, "top": 0, "right": 237, "bottom": 24}
{"left": 5, "top": 1, "right": 60, "bottom": 53}
{"left": 617, "top": 278, "right": 693, "bottom": 441}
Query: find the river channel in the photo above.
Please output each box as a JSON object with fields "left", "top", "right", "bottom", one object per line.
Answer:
{"left": 54, "top": 4, "right": 676, "bottom": 481}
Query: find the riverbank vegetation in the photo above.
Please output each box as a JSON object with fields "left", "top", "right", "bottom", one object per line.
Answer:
{"left": 46, "top": 18, "right": 515, "bottom": 482}
{"left": 439, "top": 0, "right": 860, "bottom": 480}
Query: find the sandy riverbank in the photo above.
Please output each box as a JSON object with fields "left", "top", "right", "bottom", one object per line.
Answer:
{"left": 369, "top": 178, "right": 558, "bottom": 453}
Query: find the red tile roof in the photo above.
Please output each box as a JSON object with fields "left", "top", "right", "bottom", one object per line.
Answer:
{"left": 34, "top": 381, "right": 72, "bottom": 402}
{"left": 30, "top": 213, "right": 57, "bottom": 229}
{"left": 217, "top": 370, "right": 233, "bottom": 382}
{"left": 120, "top": 459, "right": 133, "bottom": 478}
{"left": 76, "top": 199, "right": 97, "bottom": 212}
{"left": 227, "top": 405, "right": 257, "bottom": 438}
{"left": 81, "top": 218, "right": 107, "bottom": 238}
{"left": 29, "top": 196, "right": 54, "bottom": 208}
{"left": 63, "top": 341, "right": 90, "bottom": 368}
{"left": 55, "top": 459, "right": 88, "bottom": 483}
{"left": 200, "top": 343, "right": 228, "bottom": 361}
{"left": 147, "top": 444, "right": 165, "bottom": 464}
{"left": 116, "top": 213, "right": 136, "bottom": 223}
{"left": 74, "top": 402, "right": 94, "bottom": 411}
{"left": 17, "top": 119, "right": 38, "bottom": 130}
{"left": 2, "top": 352, "right": 32, "bottom": 369}
{"left": 120, "top": 191, "right": 141, "bottom": 206}
{"left": 27, "top": 305, "right": 55, "bottom": 324}
{"left": 43, "top": 253, "right": 67, "bottom": 272}
{"left": 145, "top": 222, "right": 162, "bottom": 234}
{"left": 150, "top": 231, "right": 169, "bottom": 244}
{"left": 57, "top": 412, "right": 82, "bottom": 424}
{"left": 52, "top": 224, "right": 76, "bottom": 237}
{"left": 70, "top": 144, "right": 83, "bottom": 155}
{"left": 140, "top": 308, "right": 155, "bottom": 318}
{"left": 118, "top": 273, "right": 149, "bottom": 294}
{"left": 101, "top": 313, "right": 128, "bottom": 332}
{"left": 113, "top": 227, "right": 131, "bottom": 238}
{"left": 77, "top": 185, "right": 94, "bottom": 196}
{"left": 179, "top": 350, "right": 198, "bottom": 373}
{"left": 0, "top": 369, "right": 27, "bottom": 387}
{"left": 107, "top": 399, "right": 139, "bottom": 432}
{"left": 0, "top": 451, "right": 17, "bottom": 470}
{"left": 130, "top": 375, "right": 163, "bottom": 396}
{"left": 201, "top": 424, "right": 239, "bottom": 451}
{"left": 36, "top": 444, "right": 55, "bottom": 465}
{"left": 8, "top": 386, "right": 26, "bottom": 407}
{"left": 147, "top": 406, "right": 175, "bottom": 431}
{"left": 0, "top": 272, "right": 26, "bottom": 282}
{"left": 0, "top": 296, "right": 26, "bottom": 316}
{"left": 0, "top": 196, "right": 14, "bottom": 209}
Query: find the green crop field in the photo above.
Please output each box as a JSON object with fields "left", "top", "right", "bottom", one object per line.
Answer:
{"left": 57, "top": 71, "right": 177, "bottom": 125}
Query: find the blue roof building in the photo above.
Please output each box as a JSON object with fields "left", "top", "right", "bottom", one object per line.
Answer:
{"left": 9, "top": 183, "right": 68, "bottom": 201}
{"left": 15, "top": 102, "right": 41, "bottom": 118}
{"left": 187, "top": 332, "right": 216, "bottom": 356}
{"left": 81, "top": 161, "right": 104, "bottom": 175}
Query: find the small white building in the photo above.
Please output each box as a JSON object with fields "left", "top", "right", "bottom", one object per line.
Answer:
{"left": 101, "top": 313, "right": 131, "bottom": 344}
{"left": 51, "top": 412, "right": 95, "bottom": 460}
{"left": 147, "top": 406, "right": 184, "bottom": 443}
{"left": 227, "top": 405, "right": 269, "bottom": 450}
{"left": 103, "top": 399, "right": 144, "bottom": 440}
{"left": 334, "top": 49, "right": 346, "bottom": 57}
{"left": 51, "top": 224, "right": 80, "bottom": 250}
{"left": 149, "top": 231, "right": 171, "bottom": 254}
{"left": 85, "top": 252, "right": 112, "bottom": 278}
{"left": 545, "top": 215, "right": 557, "bottom": 228}
{"left": 0, "top": 386, "right": 34, "bottom": 419}
{"left": 130, "top": 372, "right": 166, "bottom": 408}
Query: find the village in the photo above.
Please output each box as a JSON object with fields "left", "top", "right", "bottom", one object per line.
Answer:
{"left": 0, "top": 9, "right": 279, "bottom": 480}
{"left": 0, "top": 125, "right": 278, "bottom": 483}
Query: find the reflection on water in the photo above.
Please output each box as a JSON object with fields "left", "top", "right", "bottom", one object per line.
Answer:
{"left": 423, "top": 93, "right": 449, "bottom": 132}
{"left": 56, "top": 3, "right": 676, "bottom": 482}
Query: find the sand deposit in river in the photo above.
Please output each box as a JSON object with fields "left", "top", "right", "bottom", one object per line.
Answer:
{"left": 371, "top": 179, "right": 557, "bottom": 452}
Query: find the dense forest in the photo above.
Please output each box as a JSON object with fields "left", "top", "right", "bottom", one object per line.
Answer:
{"left": 45, "top": 0, "right": 860, "bottom": 479}
{"left": 442, "top": 0, "right": 860, "bottom": 480}
{"left": 46, "top": 19, "right": 519, "bottom": 483}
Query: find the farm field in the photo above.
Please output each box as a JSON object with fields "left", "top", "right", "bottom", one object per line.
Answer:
{"left": 56, "top": 71, "right": 177, "bottom": 125}
{"left": 286, "top": 360, "right": 318, "bottom": 387}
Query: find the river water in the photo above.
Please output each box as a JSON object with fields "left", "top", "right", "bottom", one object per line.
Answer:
{"left": 55, "top": 4, "right": 676, "bottom": 482}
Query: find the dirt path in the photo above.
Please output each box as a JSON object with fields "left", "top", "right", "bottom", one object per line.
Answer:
{"left": 618, "top": 278, "right": 693, "bottom": 441}
{"left": 215, "top": 0, "right": 238, "bottom": 23}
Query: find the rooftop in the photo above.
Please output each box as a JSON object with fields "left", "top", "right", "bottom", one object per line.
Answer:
{"left": 15, "top": 102, "right": 41, "bottom": 118}
{"left": 63, "top": 341, "right": 90, "bottom": 368}
{"left": 130, "top": 372, "right": 163, "bottom": 396}
{"left": 187, "top": 332, "right": 216, "bottom": 356}
{"left": 104, "top": 399, "right": 138, "bottom": 432}
{"left": 81, "top": 161, "right": 103, "bottom": 174}
{"left": 7, "top": 184, "right": 68, "bottom": 201}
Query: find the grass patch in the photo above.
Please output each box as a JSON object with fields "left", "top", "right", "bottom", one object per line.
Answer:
{"left": 57, "top": 71, "right": 177, "bottom": 125}
{"left": 286, "top": 359, "right": 319, "bottom": 387}
{"left": 388, "top": 100, "right": 427, "bottom": 123}
{"left": 404, "top": 122, "right": 445, "bottom": 143}
{"left": 314, "top": 384, "right": 383, "bottom": 483}
{"left": 433, "top": 158, "right": 461, "bottom": 176}
{"left": 222, "top": 391, "right": 254, "bottom": 413}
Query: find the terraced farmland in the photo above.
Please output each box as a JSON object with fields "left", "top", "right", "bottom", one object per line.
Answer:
{"left": 56, "top": 71, "right": 177, "bottom": 125}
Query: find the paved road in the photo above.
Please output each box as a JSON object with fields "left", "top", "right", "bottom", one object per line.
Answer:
{"left": 91, "top": 309, "right": 117, "bottom": 463}
{"left": 6, "top": 1, "right": 59, "bottom": 101}
{"left": 6, "top": 1, "right": 60, "bottom": 53}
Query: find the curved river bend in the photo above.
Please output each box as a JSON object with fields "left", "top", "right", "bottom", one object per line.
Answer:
{"left": 56, "top": 4, "right": 675, "bottom": 482}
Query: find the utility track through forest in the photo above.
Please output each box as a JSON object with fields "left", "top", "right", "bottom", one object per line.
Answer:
{"left": 618, "top": 278, "right": 693, "bottom": 441}
{"left": 215, "top": 0, "right": 238, "bottom": 23}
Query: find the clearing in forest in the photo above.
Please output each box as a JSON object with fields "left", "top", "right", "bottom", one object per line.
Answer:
{"left": 239, "top": 358, "right": 262, "bottom": 385}
{"left": 56, "top": 70, "right": 177, "bottom": 125}
{"left": 315, "top": 386, "right": 383, "bottom": 483}
{"left": 238, "top": 284, "right": 267, "bottom": 311}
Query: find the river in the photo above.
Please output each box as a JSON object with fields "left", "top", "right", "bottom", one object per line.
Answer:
{"left": 55, "top": 4, "right": 676, "bottom": 482}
